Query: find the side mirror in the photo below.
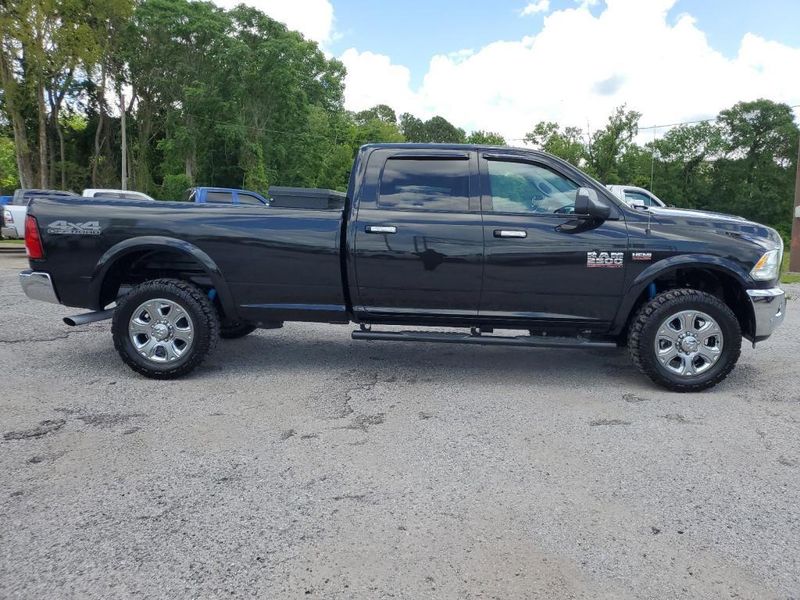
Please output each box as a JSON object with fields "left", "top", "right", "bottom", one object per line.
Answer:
{"left": 574, "top": 187, "right": 611, "bottom": 220}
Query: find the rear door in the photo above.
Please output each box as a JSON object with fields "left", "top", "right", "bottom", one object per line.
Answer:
{"left": 478, "top": 153, "right": 628, "bottom": 329}
{"left": 351, "top": 148, "right": 483, "bottom": 321}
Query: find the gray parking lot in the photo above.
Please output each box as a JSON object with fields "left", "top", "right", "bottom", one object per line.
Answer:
{"left": 1, "top": 250, "right": 798, "bottom": 599}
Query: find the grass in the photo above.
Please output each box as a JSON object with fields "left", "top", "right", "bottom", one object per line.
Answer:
{"left": 0, "top": 238, "right": 24, "bottom": 244}
{"left": 781, "top": 253, "right": 800, "bottom": 284}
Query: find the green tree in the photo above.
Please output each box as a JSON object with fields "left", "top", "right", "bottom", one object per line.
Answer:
{"left": 586, "top": 105, "right": 641, "bottom": 182}
{"left": 524, "top": 121, "right": 585, "bottom": 166}
{"left": 400, "top": 113, "right": 465, "bottom": 143}
{"left": 466, "top": 130, "right": 506, "bottom": 145}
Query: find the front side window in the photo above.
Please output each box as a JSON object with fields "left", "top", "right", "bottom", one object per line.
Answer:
{"left": 238, "top": 193, "right": 264, "bottom": 205}
{"left": 486, "top": 160, "right": 578, "bottom": 214}
{"left": 379, "top": 158, "right": 469, "bottom": 212}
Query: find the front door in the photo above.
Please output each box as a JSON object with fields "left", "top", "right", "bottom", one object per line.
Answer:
{"left": 478, "top": 154, "right": 628, "bottom": 329}
{"left": 352, "top": 149, "right": 484, "bottom": 322}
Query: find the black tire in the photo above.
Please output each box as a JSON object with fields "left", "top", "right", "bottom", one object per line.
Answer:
{"left": 219, "top": 321, "right": 257, "bottom": 339}
{"left": 112, "top": 278, "right": 219, "bottom": 379}
{"left": 628, "top": 288, "right": 741, "bottom": 392}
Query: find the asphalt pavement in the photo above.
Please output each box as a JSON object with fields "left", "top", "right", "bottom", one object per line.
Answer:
{"left": 1, "top": 252, "right": 798, "bottom": 599}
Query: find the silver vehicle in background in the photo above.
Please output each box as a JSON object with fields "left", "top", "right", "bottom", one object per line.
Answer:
{"left": 606, "top": 184, "right": 667, "bottom": 208}
{"left": 82, "top": 189, "right": 155, "bottom": 201}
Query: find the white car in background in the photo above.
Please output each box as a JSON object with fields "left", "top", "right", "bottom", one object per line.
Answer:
{"left": 606, "top": 184, "right": 667, "bottom": 208}
{"left": 82, "top": 189, "right": 155, "bottom": 201}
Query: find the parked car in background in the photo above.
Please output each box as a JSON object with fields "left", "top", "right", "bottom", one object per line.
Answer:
{"left": 183, "top": 187, "right": 269, "bottom": 205}
{"left": 606, "top": 184, "right": 667, "bottom": 208}
{"left": 0, "top": 196, "right": 10, "bottom": 235}
{"left": 3, "top": 189, "right": 78, "bottom": 239}
{"left": 83, "top": 189, "right": 155, "bottom": 201}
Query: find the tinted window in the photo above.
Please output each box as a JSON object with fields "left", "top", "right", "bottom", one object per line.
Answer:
{"left": 624, "top": 190, "right": 655, "bottom": 206}
{"left": 486, "top": 160, "right": 578, "bottom": 214}
{"left": 379, "top": 158, "right": 469, "bottom": 212}
{"left": 206, "top": 191, "right": 234, "bottom": 203}
{"left": 238, "top": 193, "right": 264, "bottom": 205}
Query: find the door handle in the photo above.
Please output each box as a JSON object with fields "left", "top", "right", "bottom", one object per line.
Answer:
{"left": 365, "top": 225, "right": 397, "bottom": 234}
{"left": 494, "top": 229, "right": 527, "bottom": 238}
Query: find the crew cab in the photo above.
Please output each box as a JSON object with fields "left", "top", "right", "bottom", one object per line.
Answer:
{"left": 19, "top": 144, "right": 786, "bottom": 391}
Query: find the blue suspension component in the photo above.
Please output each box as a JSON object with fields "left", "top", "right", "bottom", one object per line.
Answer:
{"left": 647, "top": 282, "right": 657, "bottom": 299}
{"left": 208, "top": 288, "right": 218, "bottom": 301}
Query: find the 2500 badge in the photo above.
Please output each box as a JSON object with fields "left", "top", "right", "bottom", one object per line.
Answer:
{"left": 586, "top": 251, "right": 623, "bottom": 268}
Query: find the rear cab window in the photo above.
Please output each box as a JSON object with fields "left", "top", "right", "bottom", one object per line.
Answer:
{"left": 206, "top": 191, "right": 234, "bottom": 203}
{"left": 378, "top": 158, "right": 470, "bottom": 212}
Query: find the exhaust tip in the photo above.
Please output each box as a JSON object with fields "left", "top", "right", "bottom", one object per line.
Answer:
{"left": 63, "top": 316, "right": 78, "bottom": 326}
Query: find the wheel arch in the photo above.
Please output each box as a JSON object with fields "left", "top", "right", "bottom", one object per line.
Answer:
{"left": 614, "top": 255, "right": 755, "bottom": 340}
{"left": 90, "top": 236, "right": 239, "bottom": 321}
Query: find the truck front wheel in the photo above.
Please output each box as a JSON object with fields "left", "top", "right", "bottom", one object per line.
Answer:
{"left": 112, "top": 279, "right": 220, "bottom": 379}
{"left": 628, "top": 288, "right": 741, "bottom": 392}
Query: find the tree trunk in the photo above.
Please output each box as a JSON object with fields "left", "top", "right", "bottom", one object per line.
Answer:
{"left": 57, "top": 120, "right": 66, "bottom": 189}
{"left": 0, "top": 50, "right": 34, "bottom": 187}
{"left": 36, "top": 80, "right": 48, "bottom": 188}
{"left": 92, "top": 64, "right": 107, "bottom": 187}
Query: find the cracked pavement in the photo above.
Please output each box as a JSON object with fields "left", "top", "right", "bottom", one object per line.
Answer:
{"left": 1, "top": 253, "right": 799, "bottom": 599}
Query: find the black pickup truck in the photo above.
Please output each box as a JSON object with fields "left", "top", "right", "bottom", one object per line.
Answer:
{"left": 19, "top": 144, "right": 785, "bottom": 391}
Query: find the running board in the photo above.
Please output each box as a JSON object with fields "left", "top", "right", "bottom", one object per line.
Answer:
{"left": 351, "top": 329, "right": 617, "bottom": 349}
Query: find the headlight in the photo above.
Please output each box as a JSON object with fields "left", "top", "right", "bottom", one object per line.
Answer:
{"left": 750, "top": 248, "right": 781, "bottom": 281}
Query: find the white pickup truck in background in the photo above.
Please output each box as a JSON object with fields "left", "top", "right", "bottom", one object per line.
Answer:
{"left": 2, "top": 188, "right": 155, "bottom": 239}
{"left": 606, "top": 184, "right": 667, "bottom": 208}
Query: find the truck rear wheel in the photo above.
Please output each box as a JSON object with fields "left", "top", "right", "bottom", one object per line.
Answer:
{"left": 112, "top": 279, "right": 219, "bottom": 379}
{"left": 628, "top": 288, "right": 741, "bottom": 392}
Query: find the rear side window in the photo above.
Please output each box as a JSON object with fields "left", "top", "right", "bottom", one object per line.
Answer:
{"left": 379, "top": 158, "right": 469, "bottom": 212}
{"left": 238, "top": 193, "right": 264, "bottom": 205}
{"left": 206, "top": 191, "right": 234, "bottom": 203}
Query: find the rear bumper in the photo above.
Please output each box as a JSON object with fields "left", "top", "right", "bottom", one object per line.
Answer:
{"left": 19, "top": 270, "right": 60, "bottom": 304}
{"left": 747, "top": 287, "right": 785, "bottom": 342}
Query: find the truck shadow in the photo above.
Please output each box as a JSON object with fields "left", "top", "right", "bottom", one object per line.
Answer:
{"left": 201, "top": 328, "right": 642, "bottom": 388}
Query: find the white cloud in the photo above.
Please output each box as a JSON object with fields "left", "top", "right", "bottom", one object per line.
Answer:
{"left": 521, "top": 0, "right": 550, "bottom": 16}
{"left": 340, "top": 0, "right": 800, "bottom": 141}
{"left": 213, "top": 0, "right": 334, "bottom": 45}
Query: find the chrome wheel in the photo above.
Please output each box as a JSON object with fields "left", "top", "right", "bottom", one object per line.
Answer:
{"left": 654, "top": 310, "right": 723, "bottom": 377}
{"left": 128, "top": 298, "right": 194, "bottom": 363}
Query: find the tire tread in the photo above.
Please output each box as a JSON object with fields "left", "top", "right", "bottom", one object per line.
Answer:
{"left": 628, "top": 288, "right": 741, "bottom": 392}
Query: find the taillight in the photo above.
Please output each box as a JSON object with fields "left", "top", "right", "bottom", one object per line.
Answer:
{"left": 25, "top": 215, "right": 45, "bottom": 259}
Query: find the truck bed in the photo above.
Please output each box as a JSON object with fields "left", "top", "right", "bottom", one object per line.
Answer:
{"left": 28, "top": 196, "right": 350, "bottom": 323}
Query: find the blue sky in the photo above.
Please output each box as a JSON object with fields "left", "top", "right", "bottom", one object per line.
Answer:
{"left": 328, "top": 0, "right": 800, "bottom": 88}
{"left": 233, "top": 0, "right": 800, "bottom": 138}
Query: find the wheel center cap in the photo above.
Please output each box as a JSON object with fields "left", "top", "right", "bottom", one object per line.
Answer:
{"left": 680, "top": 335, "right": 699, "bottom": 353}
{"left": 152, "top": 323, "right": 170, "bottom": 341}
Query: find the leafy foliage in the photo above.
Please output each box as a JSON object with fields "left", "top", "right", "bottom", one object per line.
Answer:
{"left": 524, "top": 100, "right": 798, "bottom": 239}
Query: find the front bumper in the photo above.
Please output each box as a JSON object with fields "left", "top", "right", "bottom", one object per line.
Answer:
{"left": 1, "top": 226, "right": 19, "bottom": 239}
{"left": 19, "top": 270, "right": 60, "bottom": 304}
{"left": 747, "top": 287, "right": 785, "bottom": 341}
